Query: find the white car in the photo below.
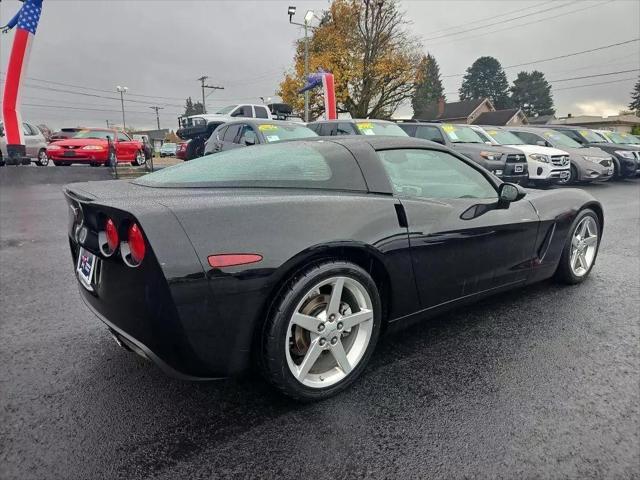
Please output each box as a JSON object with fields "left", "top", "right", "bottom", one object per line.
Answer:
{"left": 471, "top": 125, "right": 570, "bottom": 185}
{"left": 0, "top": 121, "right": 49, "bottom": 167}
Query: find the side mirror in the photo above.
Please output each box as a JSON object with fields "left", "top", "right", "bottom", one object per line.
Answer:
{"left": 498, "top": 182, "right": 526, "bottom": 206}
{"left": 536, "top": 140, "right": 546, "bottom": 147}
{"left": 485, "top": 141, "right": 493, "bottom": 145}
{"left": 245, "top": 136, "right": 256, "bottom": 146}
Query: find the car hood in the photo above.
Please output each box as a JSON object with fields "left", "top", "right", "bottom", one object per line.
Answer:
{"left": 503, "top": 144, "right": 569, "bottom": 156}
{"left": 49, "top": 138, "right": 109, "bottom": 146}
{"left": 557, "top": 146, "right": 611, "bottom": 158}
{"left": 452, "top": 144, "right": 523, "bottom": 154}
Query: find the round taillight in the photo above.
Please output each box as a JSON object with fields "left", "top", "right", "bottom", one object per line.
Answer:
{"left": 105, "top": 218, "right": 119, "bottom": 252}
{"left": 128, "top": 223, "right": 146, "bottom": 264}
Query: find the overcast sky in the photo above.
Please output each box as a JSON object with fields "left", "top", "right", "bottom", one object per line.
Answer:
{"left": 1, "top": 0, "right": 639, "bottom": 130}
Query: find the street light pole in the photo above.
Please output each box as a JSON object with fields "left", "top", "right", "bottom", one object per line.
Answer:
{"left": 116, "top": 85, "right": 128, "bottom": 130}
{"left": 288, "top": 6, "right": 315, "bottom": 122}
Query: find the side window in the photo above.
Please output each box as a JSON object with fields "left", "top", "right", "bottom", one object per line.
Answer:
{"left": 215, "top": 126, "right": 227, "bottom": 141}
{"left": 238, "top": 125, "right": 258, "bottom": 145}
{"left": 117, "top": 132, "right": 131, "bottom": 142}
{"left": 416, "top": 126, "right": 445, "bottom": 144}
{"left": 377, "top": 148, "right": 497, "bottom": 200}
{"left": 319, "top": 123, "right": 335, "bottom": 136}
{"left": 255, "top": 106, "right": 269, "bottom": 119}
{"left": 22, "top": 123, "right": 35, "bottom": 136}
{"left": 398, "top": 124, "right": 416, "bottom": 136}
{"left": 511, "top": 131, "right": 541, "bottom": 145}
{"left": 224, "top": 124, "right": 242, "bottom": 142}
{"left": 307, "top": 124, "right": 319, "bottom": 134}
{"left": 336, "top": 123, "right": 356, "bottom": 135}
{"left": 231, "top": 105, "right": 253, "bottom": 117}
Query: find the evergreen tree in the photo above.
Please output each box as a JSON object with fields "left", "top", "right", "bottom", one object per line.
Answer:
{"left": 412, "top": 53, "right": 445, "bottom": 116}
{"left": 459, "top": 56, "right": 511, "bottom": 109}
{"left": 629, "top": 76, "right": 640, "bottom": 115}
{"left": 510, "top": 70, "right": 555, "bottom": 117}
{"left": 184, "top": 97, "right": 205, "bottom": 116}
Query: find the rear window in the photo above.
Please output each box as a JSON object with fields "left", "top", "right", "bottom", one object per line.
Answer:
{"left": 135, "top": 140, "right": 366, "bottom": 191}
{"left": 354, "top": 121, "right": 408, "bottom": 137}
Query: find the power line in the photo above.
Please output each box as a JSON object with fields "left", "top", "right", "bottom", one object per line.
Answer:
{"left": 552, "top": 76, "right": 637, "bottom": 91}
{"left": 442, "top": 38, "right": 640, "bottom": 78}
{"left": 20, "top": 103, "right": 161, "bottom": 114}
{"left": 430, "top": 1, "right": 613, "bottom": 48}
{"left": 421, "top": 0, "right": 556, "bottom": 37}
{"left": 549, "top": 68, "right": 640, "bottom": 83}
{"left": 423, "top": 1, "right": 575, "bottom": 41}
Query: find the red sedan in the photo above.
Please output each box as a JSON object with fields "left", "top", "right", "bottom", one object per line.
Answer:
{"left": 47, "top": 129, "right": 146, "bottom": 166}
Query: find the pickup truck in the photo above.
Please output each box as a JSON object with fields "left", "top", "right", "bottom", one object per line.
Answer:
{"left": 176, "top": 103, "right": 293, "bottom": 160}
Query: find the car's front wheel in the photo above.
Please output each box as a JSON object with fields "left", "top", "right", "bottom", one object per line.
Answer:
{"left": 260, "top": 261, "right": 382, "bottom": 401}
{"left": 555, "top": 208, "right": 601, "bottom": 284}
{"left": 36, "top": 149, "right": 49, "bottom": 166}
{"left": 131, "top": 150, "right": 146, "bottom": 166}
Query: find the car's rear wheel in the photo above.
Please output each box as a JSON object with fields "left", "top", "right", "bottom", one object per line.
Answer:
{"left": 36, "top": 149, "right": 49, "bottom": 166}
{"left": 260, "top": 261, "right": 381, "bottom": 401}
{"left": 555, "top": 208, "right": 601, "bottom": 284}
{"left": 0, "top": 152, "right": 4, "bottom": 167}
{"left": 131, "top": 150, "right": 146, "bottom": 166}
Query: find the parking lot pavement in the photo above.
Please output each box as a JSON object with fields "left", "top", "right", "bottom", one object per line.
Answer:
{"left": 0, "top": 170, "right": 638, "bottom": 480}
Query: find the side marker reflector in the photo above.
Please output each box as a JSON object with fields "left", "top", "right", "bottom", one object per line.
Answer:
{"left": 208, "top": 254, "right": 263, "bottom": 268}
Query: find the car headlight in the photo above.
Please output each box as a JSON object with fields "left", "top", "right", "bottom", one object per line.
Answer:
{"left": 480, "top": 151, "right": 503, "bottom": 161}
{"left": 614, "top": 150, "right": 636, "bottom": 159}
{"left": 529, "top": 153, "right": 550, "bottom": 163}
{"left": 81, "top": 145, "right": 105, "bottom": 150}
{"left": 47, "top": 145, "right": 62, "bottom": 150}
{"left": 583, "top": 156, "right": 604, "bottom": 163}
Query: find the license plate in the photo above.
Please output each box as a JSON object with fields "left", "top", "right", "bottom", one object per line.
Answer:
{"left": 76, "top": 247, "right": 97, "bottom": 291}
{"left": 64, "top": 150, "right": 76, "bottom": 157}
{"left": 560, "top": 171, "right": 570, "bottom": 179}
{"left": 515, "top": 165, "right": 524, "bottom": 173}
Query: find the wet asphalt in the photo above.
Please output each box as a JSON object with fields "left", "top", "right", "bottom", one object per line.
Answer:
{"left": 0, "top": 167, "right": 638, "bottom": 479}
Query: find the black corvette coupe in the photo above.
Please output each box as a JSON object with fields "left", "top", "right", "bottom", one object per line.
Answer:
{"left": 64, "top": 136, "right": 603, "bottom": 400}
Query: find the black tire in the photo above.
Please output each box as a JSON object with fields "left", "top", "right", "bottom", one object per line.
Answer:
{"left": 0, "top": 153, "right": 4, "bottom": 167}
{"left": 554, "top": 208, "right": 601, "bottom": 285}
{"left": 35, "top": 149, "right": 49, "bottom": 167}
{"left": 132, "top": 150, "right": 146, "bottom": 166}
{"left": 53, "top": 161, "right": 62, "bottom": 166}
{"left": 259, "top": 260, "right": 382, "bottom": 401}
{"left": 90, "top": 162, "right": 100, "bottom": 167}
{"left": 560, "top": 164, "right": 578, "bottom": 185}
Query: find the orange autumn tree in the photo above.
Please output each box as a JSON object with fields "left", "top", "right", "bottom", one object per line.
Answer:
{"left": 279, "top": 0, "right": 421, "bottom": 120}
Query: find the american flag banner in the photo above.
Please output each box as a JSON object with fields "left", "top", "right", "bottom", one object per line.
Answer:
{"left": 299, "top": 68, "right": 337, "bottom": 120}
{"left": 1, "top": 0, "right": 44, "bottom": 157}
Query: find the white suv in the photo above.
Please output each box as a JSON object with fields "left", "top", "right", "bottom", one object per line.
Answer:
{"left": 471, "top": 126, "right": 570, "bottom": 185}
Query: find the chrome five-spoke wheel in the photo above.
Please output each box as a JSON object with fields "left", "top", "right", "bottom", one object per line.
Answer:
{"left": 569, "top": 216, "right": 598, "bottom": 277}
{"left": 286, "top": 276, "right": 374, "bottom": 388}
{"left": 260, "top": 261, "right": 381, "bottom": 401}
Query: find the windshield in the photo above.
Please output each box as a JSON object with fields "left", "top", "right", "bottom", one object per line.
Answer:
{"left": 73, "top": 130, "right": 113, "bottom": 140}
{"left": 215, "top": 105, "right": 238, "bottom": 115}
{"left": 604, "top": 131, "right": 640, "bottom": 144}
{"left": 162, "top": 143, "right": 176, "bottom": 148}
{"left": 134, "top": 141, "right": 366, "bottom": 191}
{"left": 257, "top": 123, "right": 318, "bottom": 143}
{"left": 577, "top": 129, "right": 607, "bottom": 143}
{"left": 540, "top": 130, "right": 583, "bottom": 149}
{"left": 354, "top": 121, "right": 408, "bottom": 136}
{"left": 441, "top": 124, "right": 484, "bottom": 143}
{"left": 484, "top": 128, "right": 525, "bottom": 145}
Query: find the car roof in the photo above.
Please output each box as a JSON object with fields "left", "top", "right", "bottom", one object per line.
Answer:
{"left": 301, "top": 134, "right": 450, "bottom": 152}
{"left": 308, "top": 119, "right": 396, "bottom": 124}
{"left": 220, "top": 119, "right": 306, "bottom": 127}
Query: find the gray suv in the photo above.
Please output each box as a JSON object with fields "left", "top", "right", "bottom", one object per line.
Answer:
{"left": 506, "top": 127, "right": 613, "bottom": 184}
{"left": 0, "top": 122, "right": 49, "bottom": 167}
{"left": 397, "top": 121, "right": 528, "bottom": 184}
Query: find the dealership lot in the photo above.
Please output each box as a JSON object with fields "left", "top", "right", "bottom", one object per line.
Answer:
{"left": 0, "top": 169, "right": 638, "bottom": 479}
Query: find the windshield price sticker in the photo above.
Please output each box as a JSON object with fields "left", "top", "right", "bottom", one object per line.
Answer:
{"left": 265, "top": 135, "right": 280, "bottom": 142}
{"left": 356, "top": 122, "right": 373, "bottom": 130}
{"left": 259, "top": 124, "right": 278, "bottom": 131}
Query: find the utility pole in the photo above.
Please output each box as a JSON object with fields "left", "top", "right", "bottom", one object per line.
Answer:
{"left": 149, "top": 106, "right": 164, "bottom": 130}
{"left": 116, "top": 85, "right": 128, "bottom": 130}
{"left": 197, "top": 76, "right": 224, "bottom": 114}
